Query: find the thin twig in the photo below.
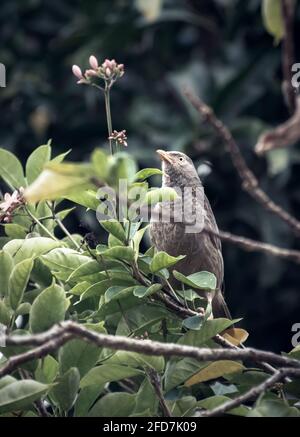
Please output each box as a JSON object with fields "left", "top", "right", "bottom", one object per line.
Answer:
{"left": 196, "top": 367, "right": 300, "bottom": 417}
{"left": 204, "top": 226, "right": 300, "bottom": 265}
{"left": 147, "top": 368, "right": 172, "bottom": 417}
{"left": 255, "top": 96, "right": 300, "bottom": 155}
{"left": 184, "top": 89, "right": 300, "bottom": 236}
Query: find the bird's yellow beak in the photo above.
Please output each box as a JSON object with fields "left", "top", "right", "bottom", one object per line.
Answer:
{"left": 156, "top": 149, "right": 173, "bottom": 164}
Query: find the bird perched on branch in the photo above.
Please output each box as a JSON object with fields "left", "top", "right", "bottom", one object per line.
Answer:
{"left": 150, "top": 150, "right": 231, "bottom": 319}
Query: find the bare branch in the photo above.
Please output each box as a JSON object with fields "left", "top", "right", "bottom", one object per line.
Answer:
{"left": 255, "top": 96, "right": 300, "bottom": 155}
{"left": 205, "top": 226, "right": 300, "bottom": 265}
{"left": 196, "top": 367, "right": 300, "bottom": 417}
{"left": 184, "top": 89, "right": 300, "bottom": 236}
{"left": 1, "top": 321, "right": 300, "bottom": 379}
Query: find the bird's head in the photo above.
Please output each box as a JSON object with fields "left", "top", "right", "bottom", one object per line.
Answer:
{"left": 156, "top": 150, "right": 201, "bottom": 187}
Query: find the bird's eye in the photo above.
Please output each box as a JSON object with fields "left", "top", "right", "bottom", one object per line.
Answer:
{"left": 179, "top": 157, "right": 183, "bottom": 162}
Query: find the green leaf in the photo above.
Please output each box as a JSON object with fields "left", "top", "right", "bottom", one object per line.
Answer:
{"left": 133, "top": 283, "right": 162, "bottom": 298}
{"left": 178, "top": 318, "right": 240, "bottom": 347}
{"left": 0, "top": 148, "right": 26, "bottom": 189}
{"left": 144, "top": 187, "right": 178, "bottom": 205}
{"left": 3, "top": 237, "right": 61, "bottom": 264}
{"left": 58, "top": 339, "right": 101, "bottom": 377}
{"left": 198, "top": 395, "right": 249, "bottom": 416}
{"left": 80, "top": 364, "right": 143, "bottom": 388}
{"left": 105, "top": 350, "right": 165, "bottom": 373}
{"left": 51, "top": 367, "right": 80, "bottom": 413}
{"left": 8, "top": 258, "right": 34, "bottom": 310}
{"left": 133, "top": 378, "right": 158, "bottom": 416}
{"left": 100, "top": 220, "right": 127, "bottom": 243}
{"left": 41, "top": 248, "right": 91, "bottom": 273}
{"left": 29, "top": 283, "right": 68, "bottom": 333}
{"left": 173, "top": 270, "right": 217, "bottom": 291}
{"left": 0, "top": 300, "right": 12, "bottom": 326}
{"left": 0, "top": 376, "right": 17, "bottom": 390}
{"left": 4, "top": 224, "right": 27, "bottom": 239}
{"left": 134, "top": 168, "right": 163, "bottom": 181}
{"left": 74, "top": 385, "right": 104, "bottom": 417}
{"left": 0, "top": 250, "right": 14, "bottom": 297}
{"left": 91, "top": 148, "right": 109, "bottom": 180}
{"left": 248, "top": 398, "right": 300, "bottom": 417}
{"left": 65, "top": 190, "right": 99, "bottom": 211}
{"left": 262, "top": 0, "right": 284, "bottom": 43}
{"left": 97, "top": 245, "right": 135, "bottom": 263}
{"left": 26, "top": 144, "right": 51, "bottom": 185}
{"left": 88, "top": 392, "right": 136, "bottom": 417}
{"left": 107, "top": 153, "right": 137, "bottom": 185}
{"left": 105, "top": 285, "right": 137, "bottom": 302}
{"left": 0, "top": 380, "right": 49, "bottom": 414}
{"left": 35, "top": 356, "right": 59, "bottom": 384}
{"left": 150, "top": 251, "right": 185, "bottom": 273}
{"left": 164, "top": 357, "right": 209, "bottom": 392}
{"left": 182, "top": 315, "right": 203, "bottom": 330}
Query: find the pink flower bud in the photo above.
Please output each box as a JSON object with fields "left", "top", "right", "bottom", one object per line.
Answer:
{"left": 89, "top": 55, "right": 99, "bottom": 70}
{"left": 85, "top": 69, "right": 98, "bottom": 78}
{"left": 105, "top": 67, "right": 112, "bottom": 77}
{"left": 72, "top": 65, "right": 83, "bottom": 80}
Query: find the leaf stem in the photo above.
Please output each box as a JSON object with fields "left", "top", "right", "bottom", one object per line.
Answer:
{"left": 25, "top": 207, "right": 58, "bottom": 241}
{"left": 104, "top": 82, "right": 113, "bottom": 155}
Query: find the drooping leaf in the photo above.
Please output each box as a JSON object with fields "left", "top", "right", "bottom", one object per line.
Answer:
{"left": 173, "top": 270, "right": 217, "bottom": 291}
{"left": 100, "top": 220, "right": 127, "bottom": 243}
{"left": 26, "top": 144, "right": 51, "bottom": 185}
{"left": 222, "top": 328, "right": 249, "bottom": 346}
{"left": 150, "top": 251, "right": 185, "bottom": 273}
{"left": 80, "top": 364, "right": 143, "bottom": 389}
{"left": 0, "top": 380, "right": 49, "bottom": 414}
{"left": 50, "top": 367, "right": 80, "bottom": 413}
{"left": 0, "top": 250, "right": 14, "bottom": 297}
{"left": 29, "top": 282, "right": 68, "bottom": 333}
{"left": 88, "top": 392, "right": 136, "bottom": 417}
{"left": 0, "top": 148, "right": 26, "bottom": 189}
{"left": 58, "top": 339, "right": 101, "bottom": 377}
{"left": 133, "top": 283, "right": 162, "bottom": 298}
{"left": 262, "top": 0, "right": 284, "bottom": 43}
{"left": 185, "top": 360, "right": 244, "bottom": 386}
{"left": 8, "top": 258, "right": 34, "bottom": 310}
{"left": 134, "top": 168, "right": 163, "bottom": 181}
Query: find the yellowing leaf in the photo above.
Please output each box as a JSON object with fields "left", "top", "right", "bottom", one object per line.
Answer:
{"left": 262, "top": 0, "right": 284, "bottom": 44}
{"left": 184, "top": 360, "right": 244, "bottom": 386}
{"left": 136, "top": 0, "right": 162, "bottom": 22}
{"left": 222, "top": 328, "right": 249, "bottom": 346}
{"left": 24, "top": 169, "right": 92, "bottom": 203}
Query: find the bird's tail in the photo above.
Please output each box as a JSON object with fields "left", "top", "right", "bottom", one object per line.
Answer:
{"left": 212, "top": 290, "right": 232, "bottom": 320}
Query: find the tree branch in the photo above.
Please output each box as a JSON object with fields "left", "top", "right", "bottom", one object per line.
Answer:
{"left": 147, "top": 368, "right": 172, "bottom": 417}
{"left": 1, "top": 321, "right": 300, "bottom": 380}
{"left": 255, "top": 96, "right": 300, "bottom": 155}
{"left": 196, "top": 367, "right": 300, "bottom": 417}
{"left": 184, "top": 89, "right": 300, "bottom": 236}
{"left": 205, "top": 226, "right": 300, "bottom": 265}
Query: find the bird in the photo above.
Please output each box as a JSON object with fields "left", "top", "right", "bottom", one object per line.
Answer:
{"left": 150, "top": 149, "right": 231, "bottom": 319}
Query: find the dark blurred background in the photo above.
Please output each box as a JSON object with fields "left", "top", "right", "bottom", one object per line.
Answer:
{"left": 1, "top": 0, "right": 300, "bottom": 352}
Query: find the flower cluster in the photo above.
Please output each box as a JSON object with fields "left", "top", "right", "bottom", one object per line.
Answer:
{"left": 0, "top": 188, "right": 25, "bottom": 223}
{"left": 72, "top": 56, "right": 124, "bottom": 87}
{"left": 109, "top": 129, "right": 128, "bottom": 147}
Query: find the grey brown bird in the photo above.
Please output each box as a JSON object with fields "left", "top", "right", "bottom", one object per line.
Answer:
{"left": 150, "top": 150, "right": 231, "bottom": 319}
